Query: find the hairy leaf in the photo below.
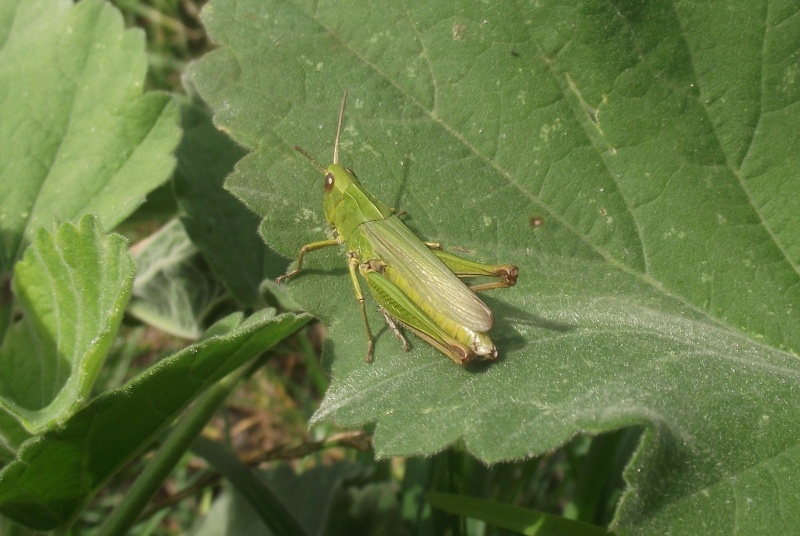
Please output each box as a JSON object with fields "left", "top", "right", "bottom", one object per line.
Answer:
{"left": 191, "top": 1, "right": 800, "bottom": 533}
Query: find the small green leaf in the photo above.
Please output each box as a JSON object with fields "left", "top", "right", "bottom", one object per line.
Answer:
{"left": 0, "top": 0, "right": 180, "bottom": 275}
{"left": 0, "top": 215, "right": 133, "bottom": 433}
{"left": 129, "top": 218, "right": 225, "bottom": 339}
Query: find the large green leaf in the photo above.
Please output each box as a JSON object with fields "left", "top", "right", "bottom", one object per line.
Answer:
{"left": 190, "top": 1, "right": 800, "bottom": 534}
{"left": 0, "top": 309, "right": 312, "bottom": 530}
{"left": 0, "top": 0, "right": 180, "bottom": 276}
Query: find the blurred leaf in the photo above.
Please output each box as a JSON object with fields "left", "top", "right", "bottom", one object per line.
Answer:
{"left": 0, "top": 215, "right": 133, "bottom": 433}
{"left": 326, "top": 481, "right": 408, "bottom": 536}
{"left": 191, "top": 1, "right": 800, "bottom": 534}
{"left": 194, "top": 461, "right": 401, "bottom": 536}
{"left": 174, "top": 93, "right": 288, "bottom": 308}
{"left": 0, "top": 0, "right": 180, "bottom": 276}
{"left": 129, "top": 218, "right": 226, "bottom": 339}
{"left": 426, "top": 492, "right": 607, "bottom": 536}
{"left": 0, "top": 309, "right": 311, "bottom": 530}
{"left": 192, "top": 437, "right": 307, "bottom": 536}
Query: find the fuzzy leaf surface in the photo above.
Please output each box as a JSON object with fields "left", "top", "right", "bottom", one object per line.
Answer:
{"left": 191, "top": 1, "right": 800, "bottom": 533}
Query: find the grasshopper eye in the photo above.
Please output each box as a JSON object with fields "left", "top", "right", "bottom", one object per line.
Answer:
{"left": 324, "top": 172, "right": 334, "bottom": 193}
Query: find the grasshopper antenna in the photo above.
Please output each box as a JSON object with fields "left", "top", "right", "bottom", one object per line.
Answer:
{"left": 333, "top": 89, "right": 348, "bottom": 164}
{"left": 294, "top": 145, "right": 326, "bottom": 172}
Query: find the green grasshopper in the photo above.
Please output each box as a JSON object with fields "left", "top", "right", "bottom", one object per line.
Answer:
{"left": 277, "top": 91, "right": 518, "bottom": 365}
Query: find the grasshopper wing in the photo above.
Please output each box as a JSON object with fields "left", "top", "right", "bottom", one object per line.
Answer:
{"left": 363, "top": 217, "right": 493, "bottom": 332}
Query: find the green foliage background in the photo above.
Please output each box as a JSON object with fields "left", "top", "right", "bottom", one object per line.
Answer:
{"left": 0, "top": 0, "right": 797, "bottom": 533}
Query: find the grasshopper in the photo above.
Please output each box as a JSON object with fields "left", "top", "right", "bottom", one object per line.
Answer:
{"left": 277, "top": 91, "right": 518, "bottom": 365}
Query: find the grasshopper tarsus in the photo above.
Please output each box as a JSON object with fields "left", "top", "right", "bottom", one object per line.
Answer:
{"left": 275, "top": 270, "right": 298, "bottom": 284}
{"left": 470, "top": 265, "right": 519, "bottom": 291}
{"left": 503, "top": 265, "right": 520, "bottom": 286}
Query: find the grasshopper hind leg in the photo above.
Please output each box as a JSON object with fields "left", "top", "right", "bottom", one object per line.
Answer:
{"left": 429, "top": 249, "right": 519, "bottom": 290}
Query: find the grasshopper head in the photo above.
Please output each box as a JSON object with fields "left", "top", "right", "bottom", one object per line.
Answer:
{"left": 293, "top": 144, "right": 391, "bottom": 241}
{"left": 321, "top": 163, "right": 362, "bottom": 227}
{"left": 293, "top": 146, "right": 363, "bottom": 229}
{"left": 293, "top": 91, "right": 390, "bottom": 241}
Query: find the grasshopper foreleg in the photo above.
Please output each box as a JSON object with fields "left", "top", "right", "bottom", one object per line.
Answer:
{"left": 276, "top": 238, "right": 339, "bottom": 283}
